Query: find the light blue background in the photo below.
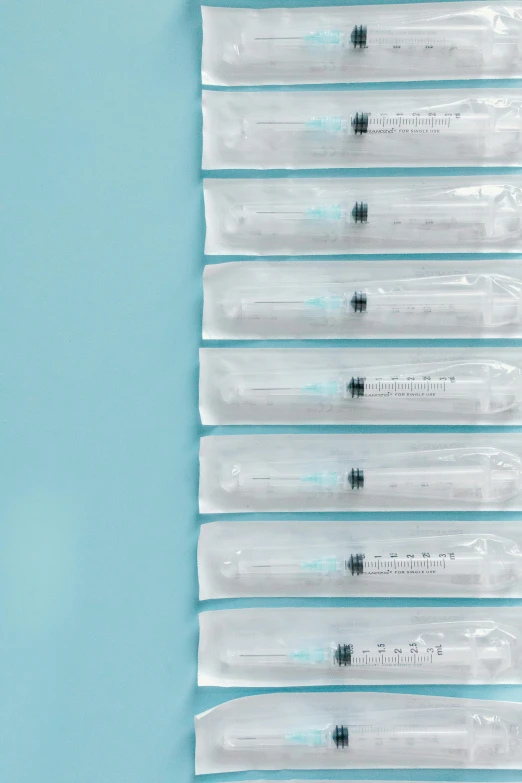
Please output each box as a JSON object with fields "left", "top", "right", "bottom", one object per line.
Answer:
{"left": 2, "top": 1, "right": 522, "bottom": 782}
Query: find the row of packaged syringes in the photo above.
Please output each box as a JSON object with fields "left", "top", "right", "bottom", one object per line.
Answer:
{"left": 195, "top": 2, "right": 522, "bottom": 779}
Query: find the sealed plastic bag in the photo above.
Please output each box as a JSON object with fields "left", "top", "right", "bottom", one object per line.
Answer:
{"left": 199, "top": 607, "right": 522, "bottom": 686}
{"left": 195, "top": 691, "right": 522, "bottom": 773}
{"left": 199, "top": 434, "right": 522, "bottom": 512}
{"left": 203, "top": 260, "right": 522, "bottom": 339}
{"left": 203, "top": 176, "right": 522, "bottom": 255}
{"left": 202, "top": 2, "right": 522, "bottom": 85}
{"left": 198, "top": 521, "right": 522, "bottom": 599}
{"left": 202, "top": 88, "right": 522, "bottom": 169}
{"left": 199, "top": 347, "right": 522, "bottom": 425}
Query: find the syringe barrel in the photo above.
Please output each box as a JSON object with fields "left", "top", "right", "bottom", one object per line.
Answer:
{"left": 365, "top": 460, "right": 521, "bottom": 503}
{"left": 346, "top": 640, "right": 473, "bottom": 669}
{"left": 344, "top": 367, "right": 520, "bottom": 414}
{"left": 364, "top": 464, "right": 486, "bottom": 500}
{"left": 364, "top": 289, "right": 489, "bottom": 316}
{"left": 366, "top": 198, "right": 494, "bottom": 230}
{"left": 357, "top": 551, "right": 487, "bottom": 580}
{"left": 359, "top": 23, "right": 491, "bottom": 57}
{"left": 350, "top": 375, "right": 479, "bottom": 398}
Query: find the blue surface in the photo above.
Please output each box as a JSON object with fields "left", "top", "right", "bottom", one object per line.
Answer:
{"left": 2, "top": 1, "right": 522, "bottom": 782}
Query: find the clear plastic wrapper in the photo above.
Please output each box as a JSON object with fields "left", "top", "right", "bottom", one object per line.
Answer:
{"left": 202, "top": 2, "right": 522, "bottom": 85}
{"left": 198, "top": 521, "right": 522, "bottom": 599}
{"left": 199, "top": 607, "right": 522, "bottom": 686}
{"left": 203, "top": 176, "right": 522, "bottom": 255}
{"left": 199, "top": 348, "right": 522, "bottom": 425}
{"left": 203, "top": 260, "right": 522, "bottom": 340}
{"left": 202, "top": 88, "right": 522, "bottom": 169}
{"left": 199, "top": 434, "right": 522, "bottom": 512}
{"left": 195, "top": 691, "right": 522, "bottom": 773}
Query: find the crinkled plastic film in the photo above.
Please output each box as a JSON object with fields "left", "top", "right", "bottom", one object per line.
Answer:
{"left": 198, "top": 607, "right": 522, "bottom": 686}
{"left": 199, "top": 434, "right": 522, "bottom": 512}
{"left": 202, "top": 88, "right": 522, "bottom": 169}
{"left": 198, "top": 520, "right": 522, "bottom": 599}
{"left": 195, "top": 691, "right": 522, "bottom": 773}
{"left": 203, "top": 176, "right": 522, "bottom": 255}
{"left": 199, "top": 347, "right": 522, "bottom": 425}
{"left": 198, "top": 520, "right": 522, "bottom": 600}
{"left": 201, "top": 2, "right": 522, "bottom": 85}
{"left": 203, "top": 260, "right": 522, "bottom": 339}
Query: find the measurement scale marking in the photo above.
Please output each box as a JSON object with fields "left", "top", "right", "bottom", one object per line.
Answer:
{"left": 366, "top": 558, "right": 447, "bottom": 570}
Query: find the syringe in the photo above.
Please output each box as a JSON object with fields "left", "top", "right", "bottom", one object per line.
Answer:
{"left": 235, "top": 274, "right": 522, "bottom": 329}
{"left": 250, "top": 110, "right": 493, "bottom": 135}
{"left": 231, "top": 361, "right": 522, "bottom": 415}
{"left": 242, "top": 106, "right": 522, "bottom": 161}
{"left": 237, "top": 197, "right": 521, "bottom": 240}
{"left": 224, "top": 625, "right": 513, "bottom": 678}
{"left": 232, "top": 448, "right": 522, "bottom": 504}
{"left": 224, "top": 710, "right": 515, "bottom": 762}
{"left": 248, "top": 107, "right": 511, "bottom": 144}
{"left": 245, "top": 21, "right": 496, "bottom": 63}
{"left": 348, "top": 23, "right": 492, "bottom": 58}
{"left": 230, "top": 535, "right": 522, "bottom": 592}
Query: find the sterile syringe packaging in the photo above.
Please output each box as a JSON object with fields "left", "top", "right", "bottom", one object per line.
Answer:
{"left": 197, "top": 0, "right": 522, "bottom": 774}
{"left": 203, "top": 176, "right": 522, "bottom": 255}
{"left": 203, "top": 260, "right": 522, "bottom": 340}
{"left": 202, "top": 88, "right": 522, "bottom": 169}
{"left": 202, "top": 2, "right": 522, "bottom": 85}
{"left": 199, "top": 434, "right": 522, "bottom": 513}
{"left": 199, "top": 347, "right": 522, "bottom": 425}
{"left": 195, "top": 691, "right": 522, "bottom": 773}
{"left": 199, "top": 606, "right": 522, "bottom": 686}
{"left": 198, "top": 520, "right": 522, "bottom": 599}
